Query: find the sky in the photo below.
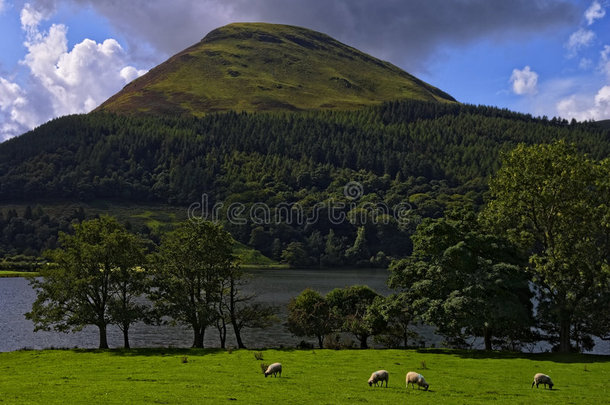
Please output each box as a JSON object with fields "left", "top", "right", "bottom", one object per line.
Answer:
{"left": 1, "top": 0, "right": 610, "bottom": 141}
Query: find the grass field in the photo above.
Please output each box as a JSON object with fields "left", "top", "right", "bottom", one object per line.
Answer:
{"left": 0, "top": 348, "right": 607, "bottom": 404}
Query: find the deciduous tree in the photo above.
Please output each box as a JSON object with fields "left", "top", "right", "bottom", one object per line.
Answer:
{"left": 483, "top": 142, "right": 610, "bottom": 352}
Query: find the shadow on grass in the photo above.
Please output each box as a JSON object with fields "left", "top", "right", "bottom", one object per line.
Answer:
{"left": 27, "top": 346, "right": 610, "bottom": 364}
{"left": 95, "top": 346, "right": 303, "bottom": 357}
{"left": 73, "top": 347, "right": 223, "bottom": 357}
{"left": 415, "top": 348, "right": 610, "bottom": 364}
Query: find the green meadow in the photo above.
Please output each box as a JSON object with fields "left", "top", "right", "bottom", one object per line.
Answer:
{"left": 0, "top": 349, "right": 607, "bottom": 404}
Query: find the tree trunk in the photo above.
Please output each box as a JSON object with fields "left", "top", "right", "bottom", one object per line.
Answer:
{"left": 192, "top": 325, "right": 205, "bottom": 348}
{"left": 359, "top": 335, "right": 369, "bottom": 349}
{"left": 123, "top": 324, "right": 130, "bottom": 349}
{"left": 559, "top": 319, "right": 572, "bottom": 353}
{"left": 217, "top": 319, "right": 227, "bottom": 349}
{"left": 229, "top": 278, "right": 246, "bottom": 349}
{"left": 98, "top": 324, "right": 109, "bottom": 349}
{"left": 232, "top": 321, "right": 246, "bottom": 349}
{"left": 484, "top": 326, "right": 493, "bottom": 351}
{"left": 317, "top": 334, "right": 324, "bottom": 349}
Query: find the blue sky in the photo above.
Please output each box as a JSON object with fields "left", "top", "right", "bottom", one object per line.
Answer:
{"left": 1, "top": 0, "right": 610, "bottom": 140}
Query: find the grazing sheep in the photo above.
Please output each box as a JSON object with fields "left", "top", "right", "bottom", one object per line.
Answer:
{"left": 406, "top": 371, "right": 429, "bottom": 390}
{"left": 264, "top": 362, "right": 282, "bottom": 378}
{"left": 531, "top": 373, "right": 554, "bottom": 390}
{"left": 368, "top": 370, "right": 389, "bottom": 387}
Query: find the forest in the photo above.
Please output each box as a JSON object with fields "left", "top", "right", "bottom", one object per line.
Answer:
{"left": 0, "top": 100, "right": 609, "bottom": 266}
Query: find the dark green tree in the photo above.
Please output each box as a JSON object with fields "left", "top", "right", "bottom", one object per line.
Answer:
{"left": 26, "top": 216, "right": 145, "bottom": 349}
{"left": 389, "top": 206, "right": 533, "bottom": 350}
{"left": 281, "top": 242, "right": 309, "bottom": 268}
{"left": 345, "top": 226, "right": 370, "bottom": 265}
{"left": 321, "top": 229, "right": 343, "bottom": 267}
{"left": 367, "top": 293, "right": 418, "bottom": 348}
{"left": 483, "top": 142, "right": 610, "bottom": 352}
{"left": 326, "top": 285, "right": 381, "bottom": 348}
{"left": 151, "top": 220, "right": 236, "bottom": 348}
{"left": 287, "top": 288, "right": 334, "bottom": 348}
{"left": 106, "top": 230, "right": 149, "bottom": 349}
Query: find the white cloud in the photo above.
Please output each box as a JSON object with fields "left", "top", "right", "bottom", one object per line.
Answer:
{"left": 0, "top": 78, "right": 40, "bottom": 141}
{"left": 601, "top": 45, "right": 610, "bottom": 77}
{"left": 566, "top": 28, "right": 596, "bottom": 56}
{"left": 579, "top": 57, "right": 593, "bottom": 70}
{"left": 20, "top": 2, "right": 51, "bottom": 31}
{"left": 557, "top": 85, "right": 610, "bottom": 121}
{"left": 510, "top": 66, "right": 538, "bottom": 95}
{"left": 0, "top": 0, "right": 6, "bottom": 14}
{"left": 1, "top": 3, "right": 147, "bottom": 140}
{"left": 120, "top": 66, "right": 148, "bottom": 83}
{"left": 585, "top": 1, "right": 605, "bottom": 25}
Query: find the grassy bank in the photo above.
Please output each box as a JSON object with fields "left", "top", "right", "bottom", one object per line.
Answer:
{"left": 0, "top": 270, "right": 38, "bottom": 278}
{"left": 0, "top": 349, "right": 607, "bottom": 404}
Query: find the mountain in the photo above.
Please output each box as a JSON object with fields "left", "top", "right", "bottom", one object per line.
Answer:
{"left": 97, "top": 23, "right": 455, "bottom": 116}
{"left": 1, "top": 23, "right": 609, "bottom": 266}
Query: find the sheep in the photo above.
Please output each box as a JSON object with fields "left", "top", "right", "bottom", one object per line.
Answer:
{"left": 263, "top": 362, "right": 282, "bottom": 378}
{"left": 406, "top": 371, "right": 429, "bottom": 390}
{"left": 368, "top": 370, "right": 389, "bottom": 387}
{"left": 531, "top": 373, "right": 554, "bottom": 390}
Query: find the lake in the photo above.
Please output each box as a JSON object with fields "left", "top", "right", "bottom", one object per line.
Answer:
{"left": 0, "top": 268, "right": 400, "bottom": 351}
{"left": 0, "top": 269, "right": 607, "bottom": 354}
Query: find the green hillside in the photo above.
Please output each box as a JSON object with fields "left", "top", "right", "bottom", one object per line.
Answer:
{"left": 97, "top": 23, "right": 455, "bottom": 115}
{"left": 1, "top": 101, "right": 609, "bottom": 264}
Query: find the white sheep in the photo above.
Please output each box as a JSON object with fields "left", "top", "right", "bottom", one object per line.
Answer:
{"left": 264, "top": 362, "right": 282, "bottom": 378}
{"left": 368, "top": 370, "right": 389, "bottom": 387}
{"left": 531, "top": 373, "right": 554, "bottom": 390}
{"left": 406, "top": 371, "right": 429, "bottom": 390}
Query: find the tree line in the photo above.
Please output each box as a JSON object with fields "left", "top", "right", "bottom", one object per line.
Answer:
{"left": 2, "top": 100, "right": 610, "bottom": 268}
{"left": 27, "top": 140, "right": 610, "bottom": 353}
{"left": 289, "top": 142, "right": 610, "bottom": 353}
{"left": 27, "top": 217, "right": 276, "bottom": 349}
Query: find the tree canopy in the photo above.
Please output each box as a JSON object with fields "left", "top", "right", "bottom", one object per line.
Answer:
{"left": 389, "top": 206, "right": 534, "bottom": 350}
{"left": 26, "top": 216, "right": 147, "bottom": 349}
{"left": 483, "top": 141, "right": 610, "bottom": 352}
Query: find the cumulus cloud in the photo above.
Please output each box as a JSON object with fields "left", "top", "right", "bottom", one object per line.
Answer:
{"left": 0, "top": 2, "right": 147, "bottom": 139}
{"left": 510, "top": 66, "right": 538, "bottom": 95}
{"left": 22, "top": 24, "right": 147, "bottom": 116}
{"left": 20, "top": 2, "right": 48, "bottom": 30}
{"left": 557, "top": 85, "right": 610, "bottom": 121}
{"left": 585, "top": 1, "right": 605, "bottom": 25}
{"left": 566, "top": 28, "right": 596, "bottom": 57}
{"left": 0, "top": 78, "right": 38, "bottom": 140}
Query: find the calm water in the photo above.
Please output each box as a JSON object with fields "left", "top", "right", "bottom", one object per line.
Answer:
{"left": 0, "top": 268, "right": 400, "bottom": 351}
{"left": 0, "top": 269, "right": 607, "bottom": 354}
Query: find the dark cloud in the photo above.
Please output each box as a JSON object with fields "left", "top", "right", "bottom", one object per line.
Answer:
{"left": 43, "top": 0, "right": 580, "bottom": 73}
{"left": 239, "top": 0, "right": 580, "bottom": 72}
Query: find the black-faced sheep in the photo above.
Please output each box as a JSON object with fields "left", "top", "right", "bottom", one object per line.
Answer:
{"left": 264, "top": 362, "right": 282, "bottom": 378}
{"left": 368, "top": 370, "right": 389, "bottom": 387}
{"left": 531, "top": 373, "right": 554, "bottom": 389}
{"left": 406, "top": 371, "right": 429, "bottom": 390}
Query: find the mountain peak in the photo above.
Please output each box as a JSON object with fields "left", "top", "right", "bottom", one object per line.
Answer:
{"left": 97, "top": 23, "right": 455, "bottom": 116}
